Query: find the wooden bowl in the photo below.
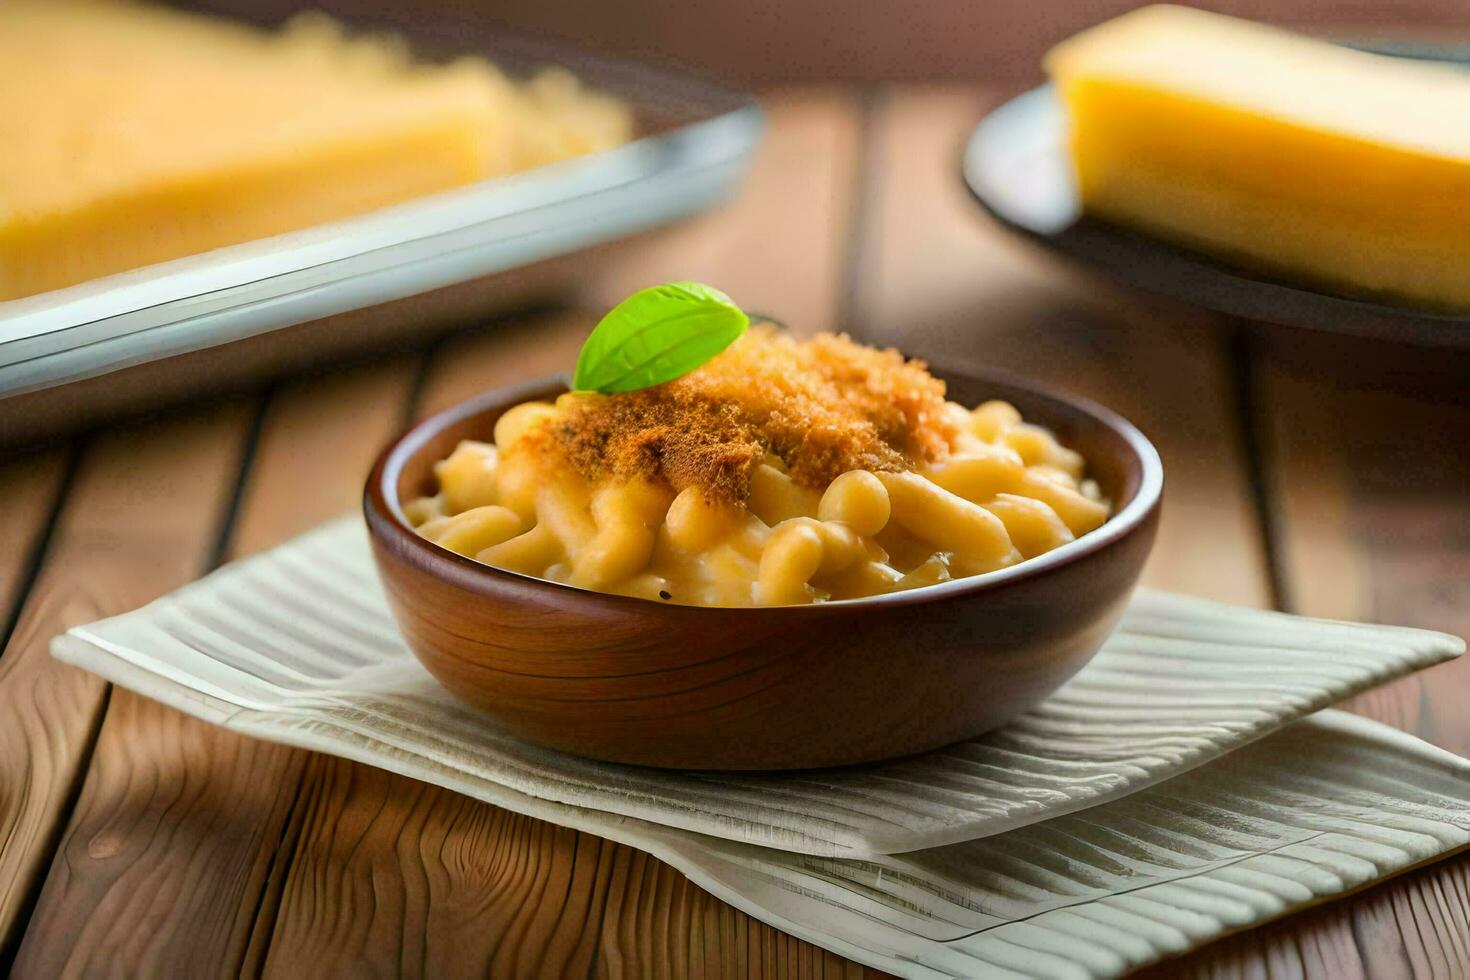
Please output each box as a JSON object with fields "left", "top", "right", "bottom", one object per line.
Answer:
{"left": 364, "top": 369, "right": 1163, "bottom": 770}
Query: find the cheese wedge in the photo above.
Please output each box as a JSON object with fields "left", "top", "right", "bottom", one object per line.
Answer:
{"left": 0, "top": 1, "right": 631, "bottom": 301}
{"left": 1046, "top": 5, "right": 1470, "bottom": 310}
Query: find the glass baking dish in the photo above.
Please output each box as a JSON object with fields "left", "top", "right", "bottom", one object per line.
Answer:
{"left": 0, "top": 4, "right": 762, "bottom": 444}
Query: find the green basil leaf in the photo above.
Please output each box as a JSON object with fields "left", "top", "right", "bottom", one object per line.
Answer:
{"left": 572, "top": 282, "right": 749, "bottom": 393}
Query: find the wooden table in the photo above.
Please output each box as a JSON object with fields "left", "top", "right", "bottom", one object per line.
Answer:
{"left": 2, "top": 85, "right": 1467, "bottom": 978}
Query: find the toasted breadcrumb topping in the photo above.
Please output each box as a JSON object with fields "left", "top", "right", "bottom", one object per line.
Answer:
{"left": 533, "top": 328, "right": 958, "bottom": 501}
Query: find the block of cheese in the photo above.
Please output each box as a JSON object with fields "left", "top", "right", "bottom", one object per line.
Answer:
{"left": 0, "top": 1, "right": 631, "bottom": 301}
{"left": 1045, "top": 5, "right": 1470, "bottom": 310}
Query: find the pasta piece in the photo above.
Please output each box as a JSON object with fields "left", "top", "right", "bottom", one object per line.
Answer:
{"left": 1048, "top": 445, "right": 1086, "bottom": 479}
{"left": 535, "top": 478, "right": 597, "bottom": 556}
{"left": 812, "top": 519, "right": 867, "bottom": 574}
{"left": 572, "top": 480, "right": 672, "bottom": 589}
{"left": 726, "top": 515, "right": 775, "bottom": 562}
{"left": 1013, "top": 471, "right": 1110, "bottom": 536}
{"left": 1001, "top": 422, "right": 1064, "bottom": 467}
{"left": 493, "top": 401, "right": 557, "bottom": 450}
{"left": 616, "top": 572, "right": 676, "bottom": 602}
{"left": 943, "top": 401, "right": 977, "bottom": 431}
{"left": 897, "top": 553, "right": 954, "bottom": 590}
{"left": 929, "top": 447, "right": 1107, "bottom": 536}
{"left": 873, "top": 520, "right": 939, "bottom": 572}
{"left": 665, "top": 487, "right": 744, "bottom": 552}
{"left": 927, "top": 445, "right": 1026, "bottom": 502}
{"left": 982, "top": 493, "right": 1074, "bottom": 559}
{"left": 477, "top": 524, "right": 560, "bottom": 576}
{"left": 702, "top": 542, "right": 763, "bottom": 606}
{"left": 434, "top": 440, "right": 500, "bottom": 513}
{"left": 817, "top": 470, "right": 891, "bottom": 537}
{"left": 402, "top": 493, "right": 445, "bottom": 526}
{"left": 756, "top": 521, "right": 825, "bottom": 605}
{"left": 748, "top": 463, "right": 820, "bottom": 525}
{"left": 969, "top": 400, "right": 1023, "bottom": 441}
{"left": 877, "top": 471, "right": 1020, "bottom": 573}
{"left": 774, "top": 517, "right": 867, "bottom": 577}
{"left": 1001, "top": 423, "right": 1085, "bottom": 476}
{"left": 417, "top": 505, "right": 522, "bottom": 557}
{"left": 1026, "top": 464, "right": 1081, "bottom": 489}
{"left": 554, "top": 390, "right": 601, "bottom": 412}
{"left": 495, "top": 445, "right": 542, "bottom": 522}
{"left": 824, "top": 559, "right": 905, "bottom": 600}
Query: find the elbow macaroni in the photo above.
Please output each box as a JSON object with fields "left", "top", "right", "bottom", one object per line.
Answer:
{"left": 405, "top": 397, "right": 1110, "bottom": 606}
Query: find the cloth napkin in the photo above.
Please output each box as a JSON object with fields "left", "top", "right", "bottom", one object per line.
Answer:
{"left": 52, "top": 518, "right": 1468, "bottom": 978}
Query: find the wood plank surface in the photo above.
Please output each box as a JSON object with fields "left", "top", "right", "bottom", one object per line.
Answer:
{"left": 1140, "top": 361, "right": 1470, "bottom": 979}
{"left": 585, "top": 86, "right": 865, "bottom": 336}
{"left": 227, "top": 359, "right": 421, "bottom": 559}
{"left": 852, "top": 85, "right": 1271, "bottom": 607}
{"left": 0, "top": 403, "right": 254, "bottom": 963}
{"left": 2, "top": 79, "right": 1466, "bottom": 980}
{"left": 262, "top": 756, "right": 864, "bottom": 979}
{"left": 414, "top": 315, "right": 589, "bottom": 422}
{"left": 0, "top": 453, "right": 67, "bottom": 630}
{"left": 1264, "top": 366, "right": 1470, "bottom": 748}
{"left": 11, "top": 361, "right": 418, "bottom": 977}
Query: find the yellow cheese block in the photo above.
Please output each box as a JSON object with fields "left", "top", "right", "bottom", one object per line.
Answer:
{"left": 0, "top": 1, "right": 631, "bottom": 301}
{"left": 1045, "top": 5, "right": 1470, "bottom": 310}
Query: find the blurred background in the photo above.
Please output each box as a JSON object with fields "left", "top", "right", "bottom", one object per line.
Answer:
{"left": 194, "top": 0, "right": 1470, "bottom": 82}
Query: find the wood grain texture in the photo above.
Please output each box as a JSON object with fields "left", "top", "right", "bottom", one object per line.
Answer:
{"left": 852, "top": 84, "right": 1271, "bottom": 609}
{"left": 1136, "top": 357, "right": 1470, "bottom": 977}
{"left": 1263, "top": 364, "right": 1470, "bottom": 751}
{"left": 228, "top": 360, "right": 422, "bottom": 560}
{"left": 263, "top": 756, "right": 867, "bottom": 979}
{"left": 10, "top": 691, "right": 305, "bottom": 978}
{"left": 0, "top": 452, "right": 66, "bottom": 626}
{"left": 12, "top": 361, "right": 417, "bottom": 978}
{"left": 0, "top": 403, "right": 253, "bottom": 961}
{"left": 260, "top": 86, "right": 885, "bottom": 975}
{"left": 415, "top": 314, "right": 589, "bottom": 422}
{"left": 585, "top": 86, "right": 864, "bottom": 336}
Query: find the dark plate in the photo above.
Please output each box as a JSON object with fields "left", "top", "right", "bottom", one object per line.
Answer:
{"left": 963, "top": 74, "right": 1470, "bottom": 352}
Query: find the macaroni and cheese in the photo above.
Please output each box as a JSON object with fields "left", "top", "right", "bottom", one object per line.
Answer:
{"left": 0, "top": 1, "right": 633, "bottom": 299}
{"left": 404, "top": 330, "right": 1109, "bottom": 606}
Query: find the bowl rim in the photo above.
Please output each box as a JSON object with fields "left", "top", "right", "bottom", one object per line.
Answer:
{"left": 365, "top": 366, "right": 1164, "bottom": 613}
